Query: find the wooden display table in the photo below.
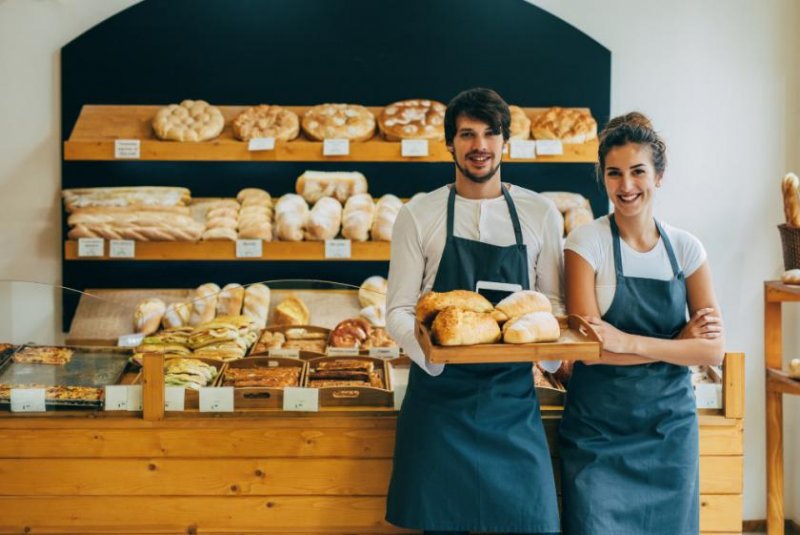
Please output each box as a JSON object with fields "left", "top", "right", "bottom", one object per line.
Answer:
{"left": 0, "top": 353, "right": 744, "bottom": 534}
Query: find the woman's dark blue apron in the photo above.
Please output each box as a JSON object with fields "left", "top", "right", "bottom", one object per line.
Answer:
{"left": 386, "top": 185, "right": 560, "bottom": 533}
{"left": 559, "top": 215, "right": 699, "bottom": 535}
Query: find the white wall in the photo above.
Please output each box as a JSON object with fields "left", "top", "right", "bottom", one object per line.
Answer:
{"left": 0, "top": 0, "right": 797, "bottom": 524}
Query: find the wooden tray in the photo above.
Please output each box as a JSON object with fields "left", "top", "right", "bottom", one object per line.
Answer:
{"left": 249, "top": 325, "right": 330, "bottom": 356}
{"left": 223, "top": 357, "right": 306, "bottom": 409}
{"left": 305, "top": 356, "right": 393, "bottom": 407}
{"left": 416, "top": 314, "right": 602, "bottom": 364}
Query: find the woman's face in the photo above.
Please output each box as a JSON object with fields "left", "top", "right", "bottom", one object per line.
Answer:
{"left": 603, "top": 142, "right": 662, "bottom": 218}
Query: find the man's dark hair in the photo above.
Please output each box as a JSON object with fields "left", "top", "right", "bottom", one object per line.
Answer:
{"left": 444, "top": 88, "right": 511, "bottom": 145}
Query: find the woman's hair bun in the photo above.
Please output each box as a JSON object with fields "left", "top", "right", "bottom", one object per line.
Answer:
{"left": 603, "top": 111, "right": 653, "bottom": 134}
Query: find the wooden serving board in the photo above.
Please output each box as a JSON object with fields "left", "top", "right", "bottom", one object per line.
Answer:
{"left": 417, "top": 314, "right": 602, "bottom": 364}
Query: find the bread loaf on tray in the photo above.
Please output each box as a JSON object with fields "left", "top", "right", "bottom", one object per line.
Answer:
{"left": 416, "top": 290, "right": 493, "bottom": 325}
{"left": 431, "top": 307, "right": 501, "bottom": 346}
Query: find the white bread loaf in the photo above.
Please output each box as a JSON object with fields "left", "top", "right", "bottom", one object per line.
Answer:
{"left": 162, "top": 301, "right": 192, "bottom": 329}
{"left": 274, "top": 194, "right": 309, "bottom": 241}
{"left": 189, "top": 283, "right": 221, "bottom": 326}
{"left": 342, "top": 193, "right": 375, "bottom": 241}
{"left": 431, "top": 307, "right": 501, "bottom": 346}
{"left": 202, "top": 227, "right": 238, "bottom": 241}
{"left": 502, "top": 311, "right": 560, "bottom": 344}
{"left": 540, "top": 191, "right": 591, "bottom": 213}
{"left": 133, "top": 298, "right": 166, "bottom": 335}
{"left": 492, "top": 290, "right": 552, "bottom": 323}
{"left": 360, "top": 304, "right": 386, "bottom": 327}
{"left": 296, "top": 170, "right": 368, "bottom": 204}
{"left": 273, "top": 295, "right": 310, "bottom": 326}
{"left": 564, "top": 206, "right": 594, "bottom": 234}
{"left": 371, "top": 194, "right": 403, "bottom": 241}
{"left": 216, "top": 283, "right": 245, "bottom": 317}
{"left": 242, "top": 283, "right": 271, "bottom": 329}
{"left": 782, "top": 269, "right": 800, "bottom": 285}
{"left": 358, "top": 275, "right": 388, "bottom": 307}
{"left": 305, "top": 196, "right": 343, "bottom": 240}
{"left": 416, "top": 290, "right": 494, "bottom": 325}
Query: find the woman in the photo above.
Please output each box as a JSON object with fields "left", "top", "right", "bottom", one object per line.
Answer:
{"left": 559, "top": 112, "right": 725, "bottom": 535}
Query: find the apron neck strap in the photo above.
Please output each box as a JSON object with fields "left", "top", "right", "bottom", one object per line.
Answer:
{"left": 446, "top": 184, "right": 524, "bottom": 245}
{"left": 655, "top": 219, "right": 682, "bottom": 276}
{"left": 609, "top": 214, "right": 682, "bottom": 277}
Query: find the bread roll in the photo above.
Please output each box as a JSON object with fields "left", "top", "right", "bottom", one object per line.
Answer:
{"left": 273, "top": 295, "right": 310, "bottom": 326}
{"left": 296, "top": 170, "right": 368, "bottom": 204}
{"left": 305, "top": 196, "right": 342, "bottom": 240}
{"left": 492, "top": 290, "right": 553, "bottom": 323}
{"left": 371, "top": 194, "right": 403, "bottom": 241}
{"left": 237, "top": 220, "right": 272, "bottom": 241}
{"left": 502, "top": 311, "right": 560, "bottom": 344}
{"left": 202, "top": 227, "right": 238, "bottom": 241}
{"left": 782, "top": 269, "right": 800, "bottom": 285}
{"left": 274, "top": 194, "right": 309, "bottom": 241}
{"left": 189, "top": 283, "right": 221, "bottom": 326}
{"left": 242, "top": 283, "right": 271, "bottom": 329}
{"left": 789, "top": 358, "right": 800, "bottom": 378}
{"left": 540, "top": 191, "right": 591, "bottom": 213}
{"left": 432, "top": 307, "right": 501, "bottom": 346}
{"left": 216, "top": 283, "right": 245, "bottom": 317}
{"left": 782, "top": 173, "right": 800, "bottom": 227}
{"left": 162, "top": 301, "right": 192, "bottom": 329}
{"left": 564, "top": 206, "right": 594, "bottom": 234}
{"left": 416, "top": 290, "right": 494, "bottom": 325}
{"left": 360, "top": 304, "right": 386, "bottom": 327}
{"left": 133, "top": 298, "right": 166, "bottom": 335}
{"left": 237, "top": 188, "right": 271, "bottom": 205}
{"left": 358, "top": 275, "right": 388, "bottom": 307}
{"left": 341, "top": 193, "right": 375, "bottom": 241}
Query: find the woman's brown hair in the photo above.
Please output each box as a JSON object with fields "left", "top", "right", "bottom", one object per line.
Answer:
{"left": 596, "top": 112, "right": 667, "bottom": 182}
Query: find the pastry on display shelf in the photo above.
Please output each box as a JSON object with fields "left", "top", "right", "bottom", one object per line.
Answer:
{"left": 237, "top": 189, "right": 273, "bottom": 241}
{"left": 232, "top": 104, "right": 299, "bottom": 142}
{"left": 342, "top": 193, "right": 375, "bottom": 241}
{"left": 273, "top": 295, "right": 310, "bottom": 326}
{"left": 783, "top": 269, "right": 800, "bottom": 285}
{"left": 305, "top": 197, "right": 343, "bottom": 240}
{"left": 164, "top": 358, "right": 219, "bottom": 389}
{"left": 242, "top": 283, "right": 271, "bottom": 329}
{"left": 509, "top": 105, "right": 531, "bottom": 140}
{"left": 296, "top": 170, "right": 369, "bottom": 204}
{"left": 358, "top": 275, "right": 388, "bottom": 308}
{"left": 200, "top": 198, "right": 240, "bottom": 241}
{"left": 329, "top": 317, "right": 373, "bottom": 348}
{"left": 307, "top": 358, "right": 384, "bottom": 389}
{"left": 301, "top": 103, "right": 376, "bottom": 141}
{"left": 378, "top": 99, "right": 446, "bottom": 141}
{"left": 360, "top": 304, "right": 386, "bottom": 327}
{"left": 371, "top": 194, "right": 403, "bottom": 241}
{"left": 216, "top": 284, "right": 245, "bottom": 317}
{"left": 530, "top": 106, "right": 597, "bottom": 144}
{"left": 133, "top": 297, "right": 167, "bottom": 335}
{"left": 188, "top": 283, "right": 221, "bottom": 326}
{"left": 12, "top": 346, "right": 74, "bottom": 365}
{"left": 62, "top": 186, "right": 191, "bottom": 212}
{"left": 540, "top": 191, "right": 594, "bottom": 236}
{"left": 564, "top": 206, "right": 594, "bottom": 235}
{"left": 362, "top": 326, "right": 397, "bottom": 349}
{"left": 66, "top": 209, "right": 204, "bottom": 241}
{"left": 0, "top": 384, "right": 103, "bottom": 402}
{"left": 274, "top": 194, "right": 309, "bottom": 241}
{"left": 152, "top": 99, "right": 225, "bottom": 142}
{"left": 223, "top": 366, "right": 301, "bottom": 388}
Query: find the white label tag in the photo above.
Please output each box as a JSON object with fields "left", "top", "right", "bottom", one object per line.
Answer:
{"left": 199, "top": 387, "right": 234, "bottom": 412}
{"left": 117, "top": 333, "right": 145, "bottom": 348}
{"left": 126, "top": 385, "right": 143, "bottom": 411}
{"left": 236, "top": 239, "right": 263, "bottom": 258}
{"left": 114, "top": 139, "right": 141, "bottom": 159}
{"left": 401, "top": 139, "right": 429, "bottom": 157}
{"left": 323, "top": 138, "right": 350, "bottom": 156}
{"left": 325, "top": 239, "right": 351, "bottom": 259}
{"left": 509, "top": 139, "right": 537, "bottom": 159}
{"left": 104, "top": 385, "right": 130, "bottom": 411}
{"left": 283, "top": 387, "right": 319, "bottom": 412}
{"left": 369, "top": 347, "right": 400, "bottom": 358}
{"left": 694, "top": 383, "right": 722, "bottom": 409}
{"left": 535, "top": 140, "right": 564, "bottom": 155}
{"left": 78, "top": 238, "right": 104, "bottom": 257}
{"left": 247, "top": 137, "right": 276, "bottom": 151}
{"left": 10, "top": 388, "right": 46, "bottom": 412}
{"left": 164, "top": 387, "right": 186, "bottom": 411}
{"left": 109, "top": 240, "right": 135, "bottom": 258}
{"left": 268, "top": 348, "right": 300, "bottom": 358}
{"left": 390, "top": 366, "right": 409, "bottom": 410}
{"left": 475, "top": 281, "right": 523, "bottom": 293}
{"left": 326, "top": 347, "right": 360, "bottom": 357}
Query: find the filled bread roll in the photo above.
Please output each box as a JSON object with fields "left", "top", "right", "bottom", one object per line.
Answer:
{"left": 216, "top": 283, "right": 245, "bottom": 317}
{"left": 273, "top": 295, "right": 310, "bottom": 326}
{"left": 274, "top": 194, "right": 309, "bottom": 241}
{"left": 305, "top": 196, "right": 343, "bottom": 240}
{"left": 370, "top": 194, "right": 404, "bottom": 241}
{"left": 502, "top": 311, "right": 560, "bottom": 344}
{"left": 162, "top": 301, "right": 192, "bottom": 329}
{"left": 189, "top": 283, "right": 221, "bottom": 326}
{"left": 782, "top": 269, "right": 800, "bottom": 285}
{"left": 416, "top": 290, "right": 494, "bottom": 325}
{"left": 296, "top": 170, "right": 368, "bottom": 204}
{"left": 242, "top": 283, "right": 271, "bottom": 329}
{"left": 492, "top": 290, "right": 553, "bottom": 323}
{"left": 358, "top": 275, "right": 388, "bottom": 308}
{"left": 341, "top": 193, "right": 375, "bottom": 242}
{"left": 431, "top": 307, "right": 501, "bottom": 346}
{"left": 134, "top": 298, "right": 166, "bottom": 335}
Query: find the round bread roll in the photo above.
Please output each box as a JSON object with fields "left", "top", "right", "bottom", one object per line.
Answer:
{"left": 509, "top": 105, "right": 531, "bottom": 140}
{"left": 231, "top": 105, "right": 299, "bottom": 141}
{"left": 379, "top": 99, "right": 446, "bottom": 141}
{"left": 359, "top": 276, "right": 388, "bottom": 308}
{"left": 152, "top": 100, "right": 224, "bottom": 142}
{"left": 502, "top": 311, "right": 561, "bottom": 344}
{"left": 530, "top": 107, "right": 598, "bottom": 144}
{"left": 301, "top": 104, "right": 376, "bottom": 141}
{"left": 782, "top": 269, "right": 800, "bottom": 285}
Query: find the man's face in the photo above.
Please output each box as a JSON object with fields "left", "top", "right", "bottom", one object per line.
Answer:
{"left": 449, "top": 114, "right": 505, "bottom": 184}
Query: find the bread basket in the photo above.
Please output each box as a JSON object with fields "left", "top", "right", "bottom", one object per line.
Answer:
{"left": 778, "top": 224, "right": 800, "bottom": 270}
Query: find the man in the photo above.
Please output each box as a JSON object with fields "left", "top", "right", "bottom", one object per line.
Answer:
{"left": 385, "top": 87, "right": 563, "bottom": 535}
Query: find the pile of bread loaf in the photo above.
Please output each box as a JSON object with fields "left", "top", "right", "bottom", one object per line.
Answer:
{"left": 540, "top": 191, "right": 594, "bottom": 236}
{"left": 416, "top": 289, "right": 560, "bottom": 346}
{"left": 328, "top": 317, "right": 398, "bottom": 350}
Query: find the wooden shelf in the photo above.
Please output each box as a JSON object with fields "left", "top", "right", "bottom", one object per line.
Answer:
{"left": 766, "top": 280, "right": 800, "bottom": 302}
{"left": 63, "top": 105, "right": 599, "bottom": 163}
{"left": 767, "top": 367, "right": 800, "bottom": 396}
{"left": 64, "top": 240, "right": 390, "bottom": 261}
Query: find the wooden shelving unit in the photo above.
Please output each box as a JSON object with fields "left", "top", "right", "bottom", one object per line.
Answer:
{"left": 63, "top": 105, "right": 598, "bottom": 163}
{"left": 764, "top": 280, "right": 800, "bottom": 535}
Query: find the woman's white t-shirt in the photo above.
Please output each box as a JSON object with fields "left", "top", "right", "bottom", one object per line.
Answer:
{"left": 564, "top": 215, "right": 707, "bottom": 315}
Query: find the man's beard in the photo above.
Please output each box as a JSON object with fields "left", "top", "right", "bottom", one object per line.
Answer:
{"left": 454, "top": 156, "right": 502, "bottom": 184}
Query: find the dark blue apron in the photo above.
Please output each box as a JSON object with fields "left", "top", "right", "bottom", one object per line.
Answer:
{"left": 559, "top": 215, "right": 699, "bottom": 535}
{"left": 386, "top": 185, "right": 560, "bottom": 534}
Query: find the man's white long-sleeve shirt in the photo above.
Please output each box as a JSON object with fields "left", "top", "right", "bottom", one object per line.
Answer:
{"left": 386, "top": 184, "right": 565, "bottom": 376}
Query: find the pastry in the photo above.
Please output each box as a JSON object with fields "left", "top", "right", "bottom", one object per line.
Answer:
{"left": 378, "top": 99, "right": 446, "bottom": 141}
{"left": 540, "top": 191, "right": 591, "bottom": 213}
{"left": 301, "top": 103, "right": 376, "bottom": 141}
{"left": 305, "top": 197, "right": 343, "bottom": 240}
{"left": 371, "top": 194, "right": 403, "bottom": 241}
{"left": 232, "top": 105, "right": 299, "bottom": 141}
{"left": 531, "top": 107, "right": 598, "bottom": 144}
{"left": 341, "top": 193, "right": 375, "bottom": 241}
{"left": 152, "top": 100, "right": 224, "bottom": 142}
{"left": 252, "top": 331, "right": 286, "bottom": 354}
{"left": 12, "top": 346, "right": 73, "bottom": 365}
{"left": 431, "top": 307, "right": 501, "bottom": 346}
{"left": 273, "top": 295, "right": 310, "bottom": 326}
{"left": 491, "top": 291, "right": 552, "bottom": 323}
{"left": 216, "top": 283, "right": 245, "bottom": 317}
{"left": 329, "top": 318, "right": 373, "bottom": 348}
{"left": 502, "top": 311, "right": 561, "bottom": 344}
{"left": 360, "top": 304, "right": 386, "bottom": 327}
{"left": 242, "top": 283, "right": 271, "bottom": 329}
{"left": 189, "top": 283, "right": 221, "bottom": 326}
{"left": 416, "top": 290, "right": 494, "bottom": 325}
{"left": 161, "top": 302, "right": 193, "bottom": 329}
{"left": 223, "top": 366, "right": 301, "bottom": 388}
{"left": 564, "top": 206, "right": 594, "bottom": 234}
{"left": 789, "top": 358, "right": 800, "bottom": 379}
{"left": 62, "top": 186, "right": 191, "bottom": 212}
{"left": 296, "top": 170, "right": 368, "bottom": 204}
{"left": 202, "top": 227, "right": 238, "bottom": 241}
{"left": 362, "top": 327, "right": 397, "bottom": 349}
{"left": 133, "top": 298, "right": 167, "bottom": 335}
{"left": 509, "top": 105, "right": 531, "bottom": 140}
{"left": 283, "top": 339, "right": 327, "bottom": 353}
{"left": 782, "top": 269, "right": 800, "bottom": 285}
{"left": 358, "top": 275, "right": 388, "bottom": 308}
{"left": 274, "top": 194, "right": 309, "bottom": 241}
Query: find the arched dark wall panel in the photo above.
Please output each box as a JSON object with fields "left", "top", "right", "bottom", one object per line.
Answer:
{"left": 60, "top": 0, "right": 610, "bottom": 328}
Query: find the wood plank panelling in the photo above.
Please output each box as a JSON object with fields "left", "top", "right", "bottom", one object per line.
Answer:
{"left": 700, "top": 494, "right": 743, "bottom": 533}
{"left": 700, "top": 456, "right": 743, "bottom": 495}
{"left": 699, "top": 420, "right": 744, "bottom": 456}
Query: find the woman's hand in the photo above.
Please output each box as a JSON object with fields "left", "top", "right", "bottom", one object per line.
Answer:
{"left": 586, "top": 316, "right": 633, "bottom": 354}
{"left": 677, "top": 308, "right": 724, "bottom": 340}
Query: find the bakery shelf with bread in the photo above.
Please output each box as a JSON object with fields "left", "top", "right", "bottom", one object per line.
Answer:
{"left": 305, "top": 355, "right": 393, "bottom": 407}
{"left": 223, "top": 357, "right": 307, "bottom": 409}
{"left": 64, "top": 104, "right": 598, "bottom": 163}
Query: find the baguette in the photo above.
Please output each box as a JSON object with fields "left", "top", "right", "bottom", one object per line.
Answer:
{"left": 189, "top": 283, "right": 221, "bottom": 326}
{"left": 782, "top": 173, "right": 800, "bottom": 227}
{"left": 431, "top": 307, "right": 501, "bottom": 346}
{"left": 416, "top": 290, "right": 493, "bottom": 325}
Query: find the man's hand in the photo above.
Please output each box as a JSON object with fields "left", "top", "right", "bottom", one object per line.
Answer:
{"left": 677, "top": 308, "right": 723, "bottom": 340}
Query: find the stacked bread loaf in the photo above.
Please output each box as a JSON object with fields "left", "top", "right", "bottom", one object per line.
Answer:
{"left": 237, "top": 188, "right": 273, "bottom": 241}
{"left": 540, "top": 191, "right": 594, "bottom": 236}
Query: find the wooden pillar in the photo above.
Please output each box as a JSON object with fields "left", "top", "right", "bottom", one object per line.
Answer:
{"left": 142, "top": 352, "right": 164, "bottom": 422}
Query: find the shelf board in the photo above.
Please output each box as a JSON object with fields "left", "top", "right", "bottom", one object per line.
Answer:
{"left": 765, "top": 280, "right": 800, "bottom": 302}
{"left": 64, "top": 240, "right": 390, "bottom": 261}
{"left": 766, "top": 367, "right": 800, "bottom": 396}
{"left": 63, "top": 105, "right": 598, "bottom": 163}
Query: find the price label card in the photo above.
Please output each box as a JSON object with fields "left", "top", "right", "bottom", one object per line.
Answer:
{"left": 268, "top": 348, "right": 300, "bottom": 358}
{"left": 199, "top": 387, "right": 234, "bottom": 412}
{"left": 369, "top": 347, "right": 400, "bottom": 358}
{"left": 117, "top": 333, "right": 145, "bottom": 348}
{"left": 509, "top": 139, "right": 537, "bottom": 159}
{"left": 126, "top": 385, "right": 143, "bottom": 411}
{"left": 535, "top": 140, "right": 564, "bottom": 156}
{"left": 390, "top": 366, "right": 409, "bottom": 410}
{"left": 164, "top": 387, "right": 186, "bottom": 412}
{"left": 236, "top": 239, "right": 263, "bottom": 258}
{"left": 326, "top": 346, "right": 360, "bottom": 357}
{"left": 248, "top": 137, "right": 276, "bottom": 151}
{"left": 283, "top": 387, "right": 319, "bottom": 412}
{"left": 401, "top": 139, "right": 429, "bottom": 157}
{"left": 323, "top": 138, "right": 350, "bottom": 156}
{"left": 109, "top": 240, "right": 135, "bottom": 258}
{"left": 325, "top": 239, "right": 351, "bottom": 259}
{"left": 104, "top": 385, "right": 130, "bottom": 411}
{"left": 78, "top": 238, "right": 104, "bottom": 257}
{"left": 10, "top": 388, "right": 46, "bottom": 413}
{"left": 694, "top": 384, "right": 722, "bottom": 409}
{"left": 114, "top": 139, "right": 141, "bottom": 159}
